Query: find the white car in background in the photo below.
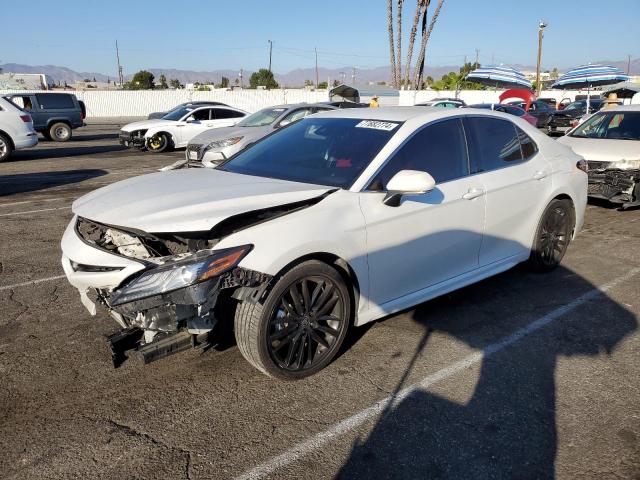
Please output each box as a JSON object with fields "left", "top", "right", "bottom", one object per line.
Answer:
{"left": 0, "top": 96, "right": 38, "bottom": 161}
{"left": 558, "top": 105, "right": 640, "bottom": 209}
{"left": 119, "top": 104, "right": 247, "bottom": 153}
{"left": 61, "top": 107, "right": 586, "bottom": 379}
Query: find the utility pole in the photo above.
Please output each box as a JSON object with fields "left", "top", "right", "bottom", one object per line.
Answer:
{"left": 536, "top": 21, "right": 548, "bottom": 97}
{"left": 339, "top": 71, "right": 345, "bottom": 84}
{"left": 475, "top": 49, "right": 479, "bottom": 67}
{"left": 351, "top": 66, "right": 356, "bottom": 85}
{"left": 268, "top": 40, "right": 273, "bottom": 73}
{"left": 115, "top": 40, "right": 124, "bottom": 86}
{"left": 315, "top": 47, "right": 319, "bottom": 88}
{"left": 627, "top": 54, "right": 632, "bottom": 75}
{"left": 239, "top": 68, "right": 243, "bottom": 88}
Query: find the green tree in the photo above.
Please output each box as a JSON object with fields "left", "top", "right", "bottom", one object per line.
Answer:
{"left": 169, "top": 78, "right": 183, "bottom": 89}
{"left": 220, "top": 76, "right": 230, "bottom": 88}
{"left": 129, "top": 70, "right": 155, "bottom": 89}
{"left": 317, "top": 81, "right": 328, "bottom": 89}
{"left": 158, "top": 74, "right": 168, "bottom": 89}
{"left": 249, "top": 69, "right": 278, "bottom": 89}
{"left": 304, "top": 79, "right": 314, "bottom": 87}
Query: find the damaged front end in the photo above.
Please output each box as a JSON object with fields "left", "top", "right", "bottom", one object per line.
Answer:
{"left": 73, "top": 217, "right": 271, "bottom": 367}
{"left": 119, "top": 129, "right": 147, "bottom": 149}
{"left": 587, "top": 159, "right": 640, "bottom": 209}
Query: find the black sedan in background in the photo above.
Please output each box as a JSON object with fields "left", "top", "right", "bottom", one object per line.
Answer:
{"left": 546, "top": 99, "right": 605, "bottom": 135}
{"left": 507, "top": 100, "right": 556, "bottom": 129}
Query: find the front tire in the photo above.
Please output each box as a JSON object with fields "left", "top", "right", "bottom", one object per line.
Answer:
{"left": 527, "top": 199, "right": 574, "bottom": 272}
{"left": 49, "top": 122, "right": 72, "bottom": 142}
{"left": 0, "top": 133, "right": 13, "bottom": 162}
{"left": 146, "top": 133, "right": 172, "bottom": 153}
{"left": 234, "top": 260, "right": 351, "bottom": 380}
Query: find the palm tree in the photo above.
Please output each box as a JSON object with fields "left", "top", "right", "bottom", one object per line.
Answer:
{"left": 395, "top": 0, "right": 404, "bottom": 87}
{"left": 403, "top": 0, "right": 429, "bottom": 88}
{"left": 413, "top": 0, "right": 445, "bottom": 89}
{"left": 387, "top": 0, "right": 397, "bottom": 87}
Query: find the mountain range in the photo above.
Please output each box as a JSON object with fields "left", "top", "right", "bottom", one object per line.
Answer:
{"left": 1, "top": 59, "right": 638, "bottom": 87}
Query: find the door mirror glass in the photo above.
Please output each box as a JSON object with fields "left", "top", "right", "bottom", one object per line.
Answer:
{"left": 384, "top": 170, "right": 436, "bottom": 206}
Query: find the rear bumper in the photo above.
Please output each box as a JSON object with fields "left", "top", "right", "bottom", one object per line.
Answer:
{"left": 14, "top": 133, "right": 38, "bottom": 149}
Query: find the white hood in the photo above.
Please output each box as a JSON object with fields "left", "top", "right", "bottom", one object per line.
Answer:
{"left": 557, "top": 136, "right": 640, "bottom": 162}
{"left": 121, "top": 119, "right": 176, "bottom": 132}
{"left": 72, "top": 169, "right": 331, "bottom": 232}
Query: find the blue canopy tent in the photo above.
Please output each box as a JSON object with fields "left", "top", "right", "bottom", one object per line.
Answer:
{"left": 551, "top": 65, "right": 630, "bottom": 113}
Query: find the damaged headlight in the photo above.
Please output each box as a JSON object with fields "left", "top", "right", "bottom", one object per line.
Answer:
{"left": 607, "top": 159, "right": 640, "bottom": 170}
{"left": 207, "top": 136, "right": 243, "bottom": 150}
{"left": 110, "top": 245, "right": 251, "bottom": 305}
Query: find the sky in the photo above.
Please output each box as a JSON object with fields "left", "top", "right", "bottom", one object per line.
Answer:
{"left": 1, "top": 0, "right": 639, "bottom": 75}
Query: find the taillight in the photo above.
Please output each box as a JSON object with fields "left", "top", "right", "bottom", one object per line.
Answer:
{"left": 20, "top": 115, "right": 32, "bottom": 123}
{"left": 576, "top": 159, "right": 588, "bottom": 173}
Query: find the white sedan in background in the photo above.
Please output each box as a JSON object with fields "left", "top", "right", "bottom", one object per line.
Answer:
{"left": 119, "top": 104, "right": 247, "bottom": 153}
{"left": 558, "top": 105, "right": 640, "bottom": 209}
{"left": 62, "top": 107, "right": 586, "bottom": 378}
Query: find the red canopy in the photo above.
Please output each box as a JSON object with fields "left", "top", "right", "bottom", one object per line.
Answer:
{"left": 499, "top": 89, "right": 536, "bottom": 111}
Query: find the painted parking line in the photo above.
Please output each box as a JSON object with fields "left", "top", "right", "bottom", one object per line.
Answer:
{"left": 0, "top": 206, "right": 72, "bottom": 217}
{"left": 0, "top": 274, "right": 67, "bottom": 292}
{"left": 235, "top": 266, "right": 640, "bottom": 480}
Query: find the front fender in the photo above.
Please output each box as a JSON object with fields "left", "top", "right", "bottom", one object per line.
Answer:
{"left": 214, "top": 190, "right": 370, "bottom": 313}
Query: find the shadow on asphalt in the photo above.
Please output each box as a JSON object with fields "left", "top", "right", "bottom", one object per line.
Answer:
{"left": 337, "top": 265, "right": 637, "bottom": 479}
{"left": 8, "top": 145, "right": 126, "bottom": 161}
{"left": 0, "top": 169, "right": 108, "bottom": 196}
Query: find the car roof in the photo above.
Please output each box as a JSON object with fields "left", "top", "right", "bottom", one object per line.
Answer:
{"left": 311, "top": 106, "right": 445, "bottom": 122}
{"left": 606, "top": 104, "right": 640, "bottom": 112}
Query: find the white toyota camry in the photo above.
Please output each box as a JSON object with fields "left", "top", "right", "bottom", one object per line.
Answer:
{"left": 119, "top": 103, "right": 247, "bottom": 153}
{"left": 61, "top": 107, "right": 587, "bottom": 378}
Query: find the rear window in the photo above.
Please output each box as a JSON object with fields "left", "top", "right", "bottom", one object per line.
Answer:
{"left": 35, "top": 94, "right": 75, "bottom": 110}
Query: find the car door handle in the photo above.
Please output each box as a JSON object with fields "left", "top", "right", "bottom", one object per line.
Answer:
{"left": 462, "top": 188, "right": 485, "bottom": 200}
{"left": 533, "top": 170, "right": 548, "bottom": 180}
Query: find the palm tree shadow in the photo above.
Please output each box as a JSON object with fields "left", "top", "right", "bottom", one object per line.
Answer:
{"left": 337, "top": 265, "right": 637, "bottom": 479}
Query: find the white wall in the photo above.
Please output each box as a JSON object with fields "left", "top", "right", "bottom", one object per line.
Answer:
{"left": 0, "top": 89, "right": 330, "bottom": 118}
{"left": 399, "top": 89, "right": 600, "bottom": 106}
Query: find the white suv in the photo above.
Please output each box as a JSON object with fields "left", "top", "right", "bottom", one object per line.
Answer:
{"left": 0, "top": 97, "right": 38, "bottom": 161}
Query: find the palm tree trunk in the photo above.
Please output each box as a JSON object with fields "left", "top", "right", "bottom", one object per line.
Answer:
{"left": 387, "top": 0, "right": 397, "bottom": 87}
{"left": 395, "top": 0, "right": 404, "bottom": 88}
{"left": 413, "top": 0, "right": 445, "bottom": 89}
{"left": 404, "top": 0, "right": 429, "bottom": 88}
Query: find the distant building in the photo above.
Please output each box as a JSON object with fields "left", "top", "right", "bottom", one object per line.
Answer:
{"left": 0, "top": 72, "right": 55, "bottom": 90}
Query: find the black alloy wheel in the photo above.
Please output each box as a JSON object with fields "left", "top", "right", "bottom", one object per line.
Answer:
{"left": 234, "top": 260, "right": 351, "bottom": 379}
{"left": 267, "top": 275, "right": 347, "bottom": 372}
{"left": 528, "top": 199, "right": 574, "bottom": 271}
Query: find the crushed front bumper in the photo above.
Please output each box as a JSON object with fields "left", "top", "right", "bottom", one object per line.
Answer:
{"left": 61, "top": 216, "right": 271, "bottom": 366}
{"left": 587, "top": 166, "right": 640, "bottom": 208}
{"left": 119, "top": 130, "right": 146, "bottom": 148}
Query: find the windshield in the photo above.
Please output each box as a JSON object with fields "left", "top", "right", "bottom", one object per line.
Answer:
{"left": 237, "top": 107, "right": 287, "bottom": 127}
{"left": 220, "top": 117, "right": 401, "bottom": 188}
{"left": 162, "top": 106, "right": 194, "bottom": 121}
{"left": 570, "top": 111, "right": 640, "bottom": 140}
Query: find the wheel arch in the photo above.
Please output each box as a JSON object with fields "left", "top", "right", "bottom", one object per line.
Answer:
{"left": 266, "top": 252, "right": 361, "bottom": 323}
{"left": 0, "top": 129, "right": 15, "bottom": 150}
{"left": 46, "top": 118, "right": 72, "bottom": 129}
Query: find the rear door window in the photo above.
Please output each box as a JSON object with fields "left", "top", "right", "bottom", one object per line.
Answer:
{"left": 464, "top": 117, "right": 524, "bottom": 173}
{"left": 214, "top": 108, "right": 245, "bottom": 119}
{"left": 35, "top": 94, "right": 75, "bottom": 110}
{"left": 368, "top": 118, "right": 469, "bottom": 189}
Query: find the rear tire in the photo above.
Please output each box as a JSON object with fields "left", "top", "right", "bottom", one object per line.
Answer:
{"left": 234, "top": 260, "right": 351, "bottom": 380}
{"left": 146, "top": 133, "right": 172, "bottom": 153}
{"left": 527, "top": 199, "right": 574, "bottom": 272}
{"left": 49, "top": 122, "right": 72, "bottom": 142}
{"left": 0, "top": 133, "right": 13, "bottom": 162}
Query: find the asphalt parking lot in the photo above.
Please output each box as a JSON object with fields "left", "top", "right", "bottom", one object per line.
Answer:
{"left": 1, "top": 123, "right": 639, "bottom": 480}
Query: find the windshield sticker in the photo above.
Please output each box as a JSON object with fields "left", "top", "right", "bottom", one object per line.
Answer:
{"left": 273, "top": 108, "right": 286, "bottom": 112}
{"left": 355, "top": 120, "right": 399, "bottom": 131}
